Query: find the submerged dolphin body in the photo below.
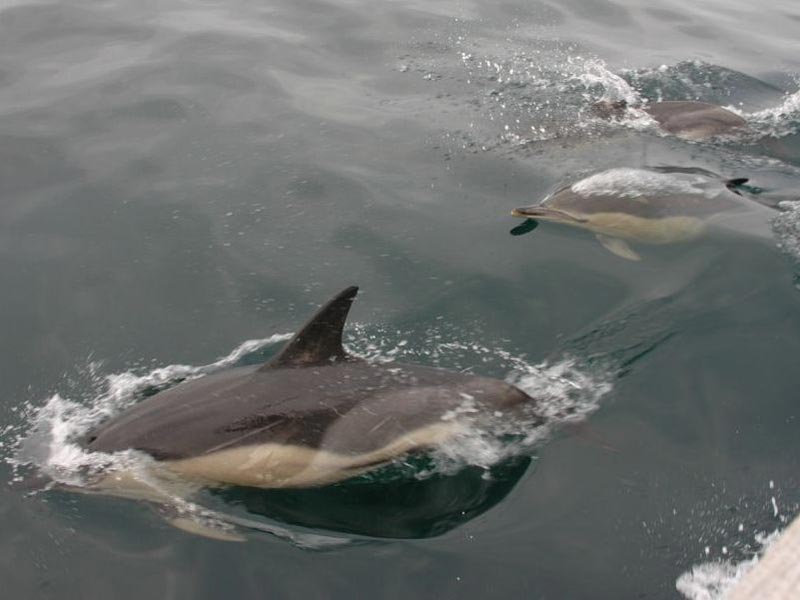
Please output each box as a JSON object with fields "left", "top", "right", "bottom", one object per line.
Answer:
{"left": 594, "top": 100, "right": 747, "bottom": 140}
{"left": 84, "top": 287, "right": 537, "bottom": 491}
{"left": 644, "top": 100, "right": 747, "bottom": 140}
{"left": 511, "top": 167, "right": 773, "bottom": 260}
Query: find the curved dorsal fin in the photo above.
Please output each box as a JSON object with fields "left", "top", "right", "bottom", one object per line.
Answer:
{"left": 262, "top": 286, "right": 359, "bottom": 370}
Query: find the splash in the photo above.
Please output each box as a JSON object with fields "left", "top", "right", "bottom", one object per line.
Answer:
{"left": 343, "top": 322, "right": 612, "bottom": 477}
{"left": 674, "top": 476, "right": 798, "bottom": 600}
{"left": 8, "top": 334, "right": 293, "bottom": 485}
{"left": 770, "top": 201, "right": 800, "bottom": 265}
{"left": 748, "top": 90, "right": 800, "bottom": 139}
{"left": 572, "top": 57, "right": 639, "bottom": 105}
{"left": 421, "top": 356, "right": 611, "bottom": 477}
{"left": 620, "top": 61, "right": 779, "bottom": 106}
{"left": 456, "top": 49, "right": 644, "bottom": 145}
{"left": 5, "top": 333, "right": 368, "bottom": 547}
{"left": 676, "top": 531, "right": 781, "bottom": 600}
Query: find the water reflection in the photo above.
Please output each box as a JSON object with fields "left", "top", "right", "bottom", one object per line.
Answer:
{"left": 213, "top": 456, "right": 532, "bottom": 539}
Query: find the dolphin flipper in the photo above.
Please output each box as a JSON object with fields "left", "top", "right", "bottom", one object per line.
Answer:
{"left": 509, "top": 218, "right": 538, "bottom": 236}
{"left": 596, "top": 235, "right": 641, "bottom": 261}
{"left": 157, "top": 503, "right": 355, "bottom": 548}
{"left": 162, "top": 510, "right": 246, "bottom": 542}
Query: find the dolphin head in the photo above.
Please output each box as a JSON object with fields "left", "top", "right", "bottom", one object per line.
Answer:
{"left": 591, "top": 99, "right": 630, "bottom": 119}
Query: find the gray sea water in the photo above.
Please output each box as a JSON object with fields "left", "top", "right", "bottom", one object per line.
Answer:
{"left": 2, "top": 0, "right": 800, "bottom": 598}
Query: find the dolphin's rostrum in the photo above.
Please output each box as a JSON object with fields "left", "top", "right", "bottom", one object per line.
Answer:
{"left": 85, "top": 286, "right": 538, "bottom": 489}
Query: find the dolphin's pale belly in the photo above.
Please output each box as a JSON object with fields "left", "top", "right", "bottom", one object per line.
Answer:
{"left": 556, "top": 211, "right": 707, "bottom": 244}
{"left": 162, "top": 421, "right": 464, "bottom": 488}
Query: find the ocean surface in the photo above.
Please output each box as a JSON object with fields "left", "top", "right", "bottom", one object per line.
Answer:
{"left": 1, "top": 0, "right": 800, "bottom": 598}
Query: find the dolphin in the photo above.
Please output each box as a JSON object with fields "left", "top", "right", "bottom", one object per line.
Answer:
{"left": 82, "top": 286, "right": 537, "bottom": 493}
{"left": 511, "top": 166, "right": 772, "bottom": 260}
{"left": 593, "top": 99, "right": 747, "bottom": 140}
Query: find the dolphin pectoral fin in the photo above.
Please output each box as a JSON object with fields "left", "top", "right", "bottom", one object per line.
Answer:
{"left": 509, "top": 218, "right": 538, "bottom": 236}
{"left": 166, "top": 514, "right": 247, "bottom": 542}
{"left": 214, "top": 512, "right": 356, "bottom": 550}
{"left": 596, "top": 235, "right": 641, "bottom": 261}
{"left": 157, "top": 504, "right": 355, "bottom": 549}
{"left": 156, "top": 505, "right": 246, "bottom": 542}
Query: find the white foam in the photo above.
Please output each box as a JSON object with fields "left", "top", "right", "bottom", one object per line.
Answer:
{"left": 676, "top": 558, "right": 758, "bottom": 600}
{"left": 511, "top": 357, "right": 612, "bottom": 422}
{"left": 9, "top": 334, "right": 292, "bottom": 484}
{"left": 770, "top": 201, "right": 800, "bottom": 262}
{"left": 573, "top": 57, "right": 639, "bottom": 105}
{"left": 457, "top": 50, "right": 646, "bottom": 143}
{"left": 747, "top": 90, "right": 800, "bottom": 139}
{"left": 419, "top": 355, "right": 612, "bottom": 477}
{"left": 676, "top": 531, "right": 782, "bottom": 600}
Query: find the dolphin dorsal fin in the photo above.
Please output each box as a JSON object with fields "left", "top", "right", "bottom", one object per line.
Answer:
{"left": 263, "top": 286, "right": 359, "bottom": 369}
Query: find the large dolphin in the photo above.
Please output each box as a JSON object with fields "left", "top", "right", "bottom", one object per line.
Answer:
{"left": 83, "top": 286, "right": 537, "bottom": 492}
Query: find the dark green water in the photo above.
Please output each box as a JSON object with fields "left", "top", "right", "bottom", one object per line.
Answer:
{"left": 2, "top": 0, "right": 800, "bottom": 598}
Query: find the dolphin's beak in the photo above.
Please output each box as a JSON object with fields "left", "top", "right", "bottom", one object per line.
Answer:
{"left": 511, "top": 206, "right": 587, "bottom": 223}
{"left": 511, "top": 206, "right": 542, "bottom": 218}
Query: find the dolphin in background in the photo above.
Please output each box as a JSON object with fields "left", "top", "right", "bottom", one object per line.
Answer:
{"left": 593, "top": 99, "right": 747, "bottom": 140}
{"left": 511, "top": 166, "right": 773, "bottom": 260}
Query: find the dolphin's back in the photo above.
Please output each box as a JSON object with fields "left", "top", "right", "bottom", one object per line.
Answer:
{"left": 545, "top": 167, "right": 749, "bottom": 219}
{"left": 645, "top": 101, "right": 746, "bottom": 138}
{"left": 86, "top": 361, "right": 532, "bottom": 460}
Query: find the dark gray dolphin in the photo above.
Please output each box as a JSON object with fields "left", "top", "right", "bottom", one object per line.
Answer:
{"left": 84, "top": 286, "right": 536, "bottom": 490}
{"left": 594, "top": 99, "right": 747, "bottom": 140}
{"left": 511, "top": 166, "right": 770, "bottom": 260}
